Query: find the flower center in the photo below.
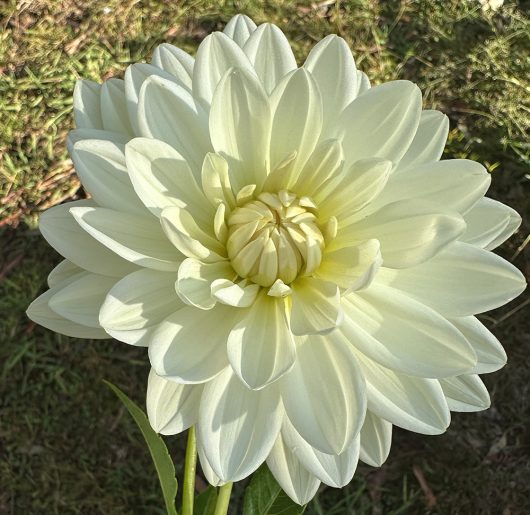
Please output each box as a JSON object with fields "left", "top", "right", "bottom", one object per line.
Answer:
{"left": 226, "top": 190, "right": 324, "bottom": 287}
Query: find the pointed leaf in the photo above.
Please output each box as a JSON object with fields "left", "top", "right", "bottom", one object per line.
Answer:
{"left": 194, "top": 486, "right": 218, "bottom": 515}
{"left": 243, "top": 465, "right": 306, "bottom": 515}
{"left": 104, "top": 381, "right": 178, "bottom": 515}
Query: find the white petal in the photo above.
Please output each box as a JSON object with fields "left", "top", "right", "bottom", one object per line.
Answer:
{"left": 439, "top": 374, "right": 490, "bottom": 412}
{"left": 485, "top": 215, "right": 522, "bottom": 251}
{"left": 354, "top": 353, "right": 450, "bottom": 435}
{"left": 193, "top": 32, "right": 254, "bottom": 106}
{"left": 110, "top": 327, "right": 156, "bottom": 347}
{"left": 211, "top": 279, "right": 260, "bottom": 308}
{"left": 268, "top": 279, "right": 292, "bottom": 298}
{"left": 462, "top": 197, "right": 522, "bottom": 250}
{"left": 290, "top": 277, "right": 342, "bottom": 336}
{"left": 177, "top": 258, "right": 235, "bottom": 309}
{"left": 315, "top": 158, "right": 392, "bottom": 222}
{"left": 449, "top": 316, "right": 507, "bottom": 374}
{"left": 146, "top": 369, "right": 203, "bottom": 435}
{"left": 151, "top": 43, "right": 194, "bottom": 88}
{"left": 317, "top": 239, "right": 381, "bottom": 292}
{"left": 342, "top": 284, "right": 477, "bottom": 378}
{"left": 125, "top": 137, "right": 213, "bottom": 225}
{"left": 48, "top": 273, "right": 117, "bottom": 327}
{"left": 282, "top": 419, "right": 360, "bottom": 488}
{"left": 334, "top": 80, "right": 422, "bottom": 166}
{"left": 374, "top": 159, "right": 491, "bottom": 215}
{"left": 99, "top": 268, "right": 181, "bottom": 345}
{"left": 243, "top": 23, "right": 297, "bottom": 94}
{"left": 197, "top": 441, "right": 226, "bottom": 487}
{"left": 125, "top": 63, "right": 181, "bottom": 134}
{"left": 266, "top": 434, "right": 321, "bottom": 505}
{"left": 67, "top": 128, "right": 130, "bottom": 154}
{"left": 223, "top": 14, "right": 257, "bottom": 47}
{"left": 342, "top": 201, "right": 465, "bottom": 269}
{"left": 198, "top": 367, "right": 282, "bottom": 481}
{"left": 100, "top": 78, "right": 134, "bottom": 136}
{"left": 47, "top": 259, "right": 83, "bottom": 288}
{"left": 290, "top": 139, "right": 344, "bottom": 197}
{"left": 213, "top": 203, "right": 228, "bottom": 244}
{"left": 39, "top": 200, "right": 138, "bottom": 277}
{"left": 201, "top": 153, "right": 236, "bottom": 208}
{"left": 227, "top": 293, "right": 295, "bottom": 390}
{"left": 304, "top": 35, "right": 357, "bottom": 134}
{"left": 70, "top": 206, "right": 181, "bottom": 271}
{"left": 27, "top": 288, "right": 109, "bottom": 339}
{"left": 269, "top": 69, "right": 323, "bottom": 183}
{"left": 148, "top": 305, "right": 236, "bottom": 383}
{"left": 71, "top": 139, "right": 144, "bottom": 213}
{"left": 359, "top": 411, "right": 392, "bottom": 467}
{"left": 160, "top": 206, "right": 225, "bottom": 262}
{"left": 137, "top": 76, "right": 211, "bottom": 174}
{"left": 209, "top": 67, "right": 271, "bottom": 191}
{"left": 73, "top": 79, "right": 103, "bottom": 129}
{"left": 395, "top": 110, "right": 449, "bottom": 172}
{"left": 355, "top": 70, "right": 370, "bottom": 96}
{"left": 377, "top": 242, "right": 526, "bottom": 316}
{"left": 280, "top": 334, "right": 366, "bottom": 454}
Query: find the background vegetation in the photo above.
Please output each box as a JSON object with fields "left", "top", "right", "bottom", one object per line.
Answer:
{"left": 1, "top": 0, "right": 529, "bottom": 513}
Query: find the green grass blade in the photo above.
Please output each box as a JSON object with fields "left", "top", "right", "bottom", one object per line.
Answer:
{"left": 104, "top": 380, "right": 178, "bottom": 515}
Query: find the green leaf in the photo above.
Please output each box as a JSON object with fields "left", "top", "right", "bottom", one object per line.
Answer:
{"left": 243, "top": 465, "right": 306, "bottom": 515}
{"left": 104, "top": 380, "right": 178, "bottom": 515}
{"left": 194, "top": 486, "right": 218, "bottom": 515}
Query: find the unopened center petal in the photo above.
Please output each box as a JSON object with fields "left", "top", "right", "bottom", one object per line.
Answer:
{"left": 226, "top": 190, "right": 324, "bottom": 287}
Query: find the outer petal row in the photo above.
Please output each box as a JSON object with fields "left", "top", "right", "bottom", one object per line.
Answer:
{"left": 70, "top": 206, "right": 181, "bottom": 271}
{"left": 39, "top": 200, "right": 138, "bottom": 277}
{"left": 137, "top": 76, "right": 211, "bottom": 175}
{"left": 197, "top": 367, "right": 283, "bottom": 482}
{"left": 70, "top": 139, "right": 144, "bottom": 214}
{"left": 243, "top": 23, "right": 297, "bottom": 95}
{"left": 377, "top": 242, "right": 526, "bottom": 316}
{"left": 280, "top": 335, "right": 366, "bottom": 455}
{"left": 27, "top": 268, "right": 112, "bottom": 340}
{"left": 227, "top": 292, "right": 296, "bottom": 390}
{"left": 333, "top": 80, "right": 422, "bottom": 167}
{"left": 338, "top": 200, "right": 466, "bottom": 269}
{"left": 146, "top": 370, "right": 202, "bottom": 434}
{"left": 151, "top": 43, "right": 194, "bottom": 88}
{"left": 342, "top": 283, "right": 477, "bottom": 378}
{"left": 462, "top": 197, "right": 522, "bottom": 250}
{"left": 193, "top": 32, "right": 255, "bottom": 106}
{"left": 99, "top": 268, "right": 182, "bottom": 345}
{"left": 223, "top": 14, "right": 257, "bottom": 47}
{"left": 304, "top": 34, "right": 357, "bottom": 135}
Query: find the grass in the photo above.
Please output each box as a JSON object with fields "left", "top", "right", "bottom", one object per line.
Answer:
{"left": 1, "top": 0, "right": 529, "bottom": 513}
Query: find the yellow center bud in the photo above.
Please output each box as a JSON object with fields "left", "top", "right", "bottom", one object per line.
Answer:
{"left": 226, "top": 189, "right": 325, "bottom": 287}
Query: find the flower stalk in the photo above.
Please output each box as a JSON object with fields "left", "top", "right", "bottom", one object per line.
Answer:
{"left": 182, "top": 426, "right": 197, "bottom": 515}
{"left": 214, "top": 482, "right": 233, "bottom": 515}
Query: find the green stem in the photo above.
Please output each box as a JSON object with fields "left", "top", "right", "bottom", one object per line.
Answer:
{"left": 213, "top": 482, "right": 233, "bottom": 515}
{"left": 182, "top": 426, "right": 197, "bottom": 515}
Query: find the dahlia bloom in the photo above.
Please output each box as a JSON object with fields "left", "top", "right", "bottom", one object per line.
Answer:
{"left": 28, "top": 14, "right": 525, "bottom": 504}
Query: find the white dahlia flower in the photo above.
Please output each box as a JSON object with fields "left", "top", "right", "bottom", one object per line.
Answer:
{"left": 28, "top": 14, "right": 525, "bottom": 504}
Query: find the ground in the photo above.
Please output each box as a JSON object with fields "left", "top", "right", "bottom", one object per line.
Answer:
{"left": 0, "top": 0, "right": 529, "bottom": 513}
